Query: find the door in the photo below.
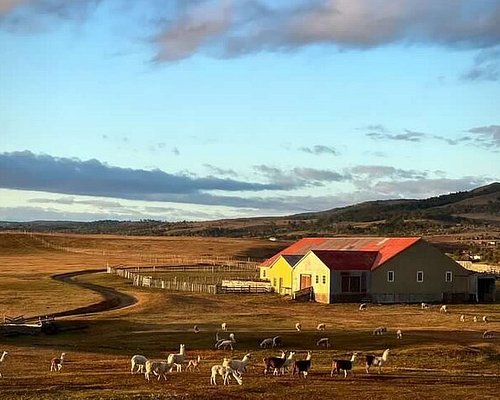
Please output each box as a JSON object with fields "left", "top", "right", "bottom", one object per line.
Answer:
{"left": 300, "top": 274, "right": 312, "bottom": 289}
{"left": 279, "top": 277, "right": 283, "bottom": 293}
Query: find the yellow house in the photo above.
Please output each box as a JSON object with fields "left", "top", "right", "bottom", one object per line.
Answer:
{"left": 292, "top": 251, "right": 331, "bottom": 303}
{"left": 267, "top": 255, "right": 302, "bottom": 295}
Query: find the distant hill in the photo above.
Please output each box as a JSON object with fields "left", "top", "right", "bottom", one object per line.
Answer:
{"left": 1, "top": 182, "right": 499, "bottom": 238}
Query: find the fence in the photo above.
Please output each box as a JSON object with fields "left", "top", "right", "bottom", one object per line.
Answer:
{"left": 107, "top": 265, "right": 271, "bottom": 295}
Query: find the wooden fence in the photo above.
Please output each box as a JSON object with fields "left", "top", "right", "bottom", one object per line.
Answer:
{"left": 108, "top": 266, "right": 271, "bottom": 295}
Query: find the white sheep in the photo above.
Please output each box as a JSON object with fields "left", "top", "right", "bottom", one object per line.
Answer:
{"left": 223, "top": 353, "right": 252, "bottom": 375}
{"left": 359, "top": 303, "right": 367, "bottom": 311}
{"left": 316, "top": 337, "right": 331, "bottom": 348}
{"left": 473, "top": 316, "right": 478, "bottom": 323}
{"left": 483, "top": 330, "right": 495, "bottom": 339}
{"left": 373, "top": 326, "right": 387, "bottom": 335}
{"left": 482, "top": 316, "right": 489, "bottom": 323}
{"left": 216, "top": 333, "right": 236, "bottom": 350}
{"left": 221, "top": 322, "right": 227, "bottom": 331}
{"left": 131, "top": 354, "right": 148, "bottom": 374}
{"left": 295, "top": 322, "right": 302, "bottom": 332}
{"left": 317, "top": 323, "right": 326, "bottom": 331}
{"left": 460, "top": 314, "right": 466, "bottom": 322}
{"left": 439, "top": 305, "right": 448, "bottom": 313}
{"left": 396, "top": 329, "right": 403, "bottom": 339}
{"left": 260, "top": 337, "right": 273, "bottom": 348}
{"left": 421, "top": 302, "right": 430, "bottom": 310}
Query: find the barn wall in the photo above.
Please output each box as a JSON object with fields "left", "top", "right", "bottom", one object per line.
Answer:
{"left": 267, "top": 257, "right": 294, "bottom": 295}
{"left": 371, "top": 240, "right": 473, "bottom": 303}
{"left": 293, "top": 252, "right": 330, "bottom": 303}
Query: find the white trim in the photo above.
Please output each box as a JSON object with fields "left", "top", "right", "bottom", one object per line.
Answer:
{"left": 417, "top": 270, "right": 424, "bottom": 283}
{"left": 387, "top": 270, "right": 395, "bottom": 282}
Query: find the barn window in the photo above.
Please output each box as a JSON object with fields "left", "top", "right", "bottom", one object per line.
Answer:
{"left": 273, "top": 278, "right": 277, "bottom": 286}
{"left": 322, "top": 275, "right": 326, "bottom": 284}
{"left": 262, "top": 270, "right": 266, "bottom": 278}
{"left": 417, "top": 271, "right": 424, "bottom": 282}
{"left": 387, "top": 270, "right": 394, "bottom": 282}
{"left": 445, "top": 271, "right": 453, "bottom": 282}
{"left": 315, "top": 275, "right": 319, "bottom": 284}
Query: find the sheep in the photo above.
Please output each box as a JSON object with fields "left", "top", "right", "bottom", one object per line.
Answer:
{"left": 131, "top": 354, "right": 148, "bottom": 374}
{"left": 0, "top": 351, "right": 8, "bottom": 378}
{"left": 210, "top": 363, "right": 242, "bottom": 385}
{"left": 460, "top": 314, "right": 466, "bottom": 322}
{"left": 316, "top": 337, "right": 331, "bottom": 348}
{"left": 216, "top": 333, "right": 236, "bottom": 350}
{"left": 421, "top": 302, "right": 430, "bottom": 310}
{"left": 483, "top": 330, "right": 495, "bottom": 339}
{"left": 295, "top": 322, "right": 302, "bottom": 332}
{"left": 50, "top": 353, "right": 66, "bottom": 372}
{"left": 272, "top": 336, "right": 283, "bottom": 348}
{"left": 372, "top": 326, "right": 387, "bottom": 335}
{"left": 223, "top": 353, "right": 252, "bottom": 375}
{"left": 396, "top": 329, "right": 403, "bottom": 339}
{"left": 193, "top": 325, "right": 200, "bottom": 334}
{"left": 293, "top": 351, "right": 312, "bottom": 378}
{"left": 439, "top": 305, "right": 448, "bottom": 313}
{"left": 280, "top": 351, "right": 296, "bottom": 375}
{"left": 145, "top": 360, "right": 170, "bottom": 381}
{"left": 186, "top": 355, "right": 201, "bottom": 372}
{"left": 221, "top": 322, "right": 227, "bottom": 331}
{"left": 263, "top": 351, "right": 286, "bottom": 375}
{"left": 483, "top": 316, "right": 489, "bottom": 323}
{"left": 331, "top": 353, "right": 357, "bottom": 378}
{"left": 316, "top": 323, "right": 326, "bottom": 331}
{"left": 167, "top": 344, "right": 186, "bottom": 372}
{"left": 359, "top": 303, "right": 367, "bottom": 311}
{"left": 365, "top": 349, "right": 390, "bottom": 374}
{"left": 473, "top": 316, "right": 478, "bottom": 323}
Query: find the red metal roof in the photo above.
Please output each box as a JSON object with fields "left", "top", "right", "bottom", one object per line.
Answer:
{"left": 311, "top": 250, "right": 379, "bottom": 270}
{"left": 260, "top": 237, "right": 420, "bottom": 270}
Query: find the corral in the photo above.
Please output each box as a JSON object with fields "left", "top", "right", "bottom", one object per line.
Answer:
{"left": 0, "top": 232, "right": 499, "bottom": 400}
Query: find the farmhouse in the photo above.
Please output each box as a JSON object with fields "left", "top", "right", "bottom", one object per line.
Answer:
{"left": 260, "top": 237, "right": 494, "bottom": 304}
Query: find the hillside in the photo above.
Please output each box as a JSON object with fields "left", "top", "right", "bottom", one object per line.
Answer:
{"left": 1, "top": 182, "right": 499, "bottom": 239}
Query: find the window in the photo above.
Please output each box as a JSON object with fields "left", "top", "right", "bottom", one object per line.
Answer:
{"left": 387, "top": 270, "right": 394, "bottom": 282}
{"left": 273, "top": 278, "right": 277, "bottom": 286}
{"left": 322, "top": 275, "right": 326, "bottom": 284}
{"left": 262, "top": 270, "right": 266, "bottom": 278}
{"left": 341, "top": 272, "right": 364, "bottom": 293}
{"left": 417, "top": 271, "right": 424, "bottom": 283}
{"left": 315, "top": 275, "right": 319, "bottom": 284}
{"left": 445, "top": 271, "right": 453, "bottom": 282}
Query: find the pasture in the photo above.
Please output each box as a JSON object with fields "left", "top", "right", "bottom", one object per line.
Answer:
{"left": 0, "top": 232, "right": 499, "bottom": 399}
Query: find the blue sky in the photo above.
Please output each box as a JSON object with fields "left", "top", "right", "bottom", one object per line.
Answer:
{"left": 0, "top": 0, "right": 499, "bottom": 222}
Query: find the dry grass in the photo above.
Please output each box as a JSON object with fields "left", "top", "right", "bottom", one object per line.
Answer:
{"left": 0, "top": 232, "right": 499, "bottom": 399}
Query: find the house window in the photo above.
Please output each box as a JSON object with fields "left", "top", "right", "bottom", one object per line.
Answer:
{"left": 322, "top": 275, "right": 326, "bottom": 284}
{"left": 417, "top": 271, "right": 424, "bottom": 283}
{"left": 262, "top": 270, "right": 266, "bottom": 278}
{"left": 387, "top": 270, "right": 394, "bottom": 282}
{"left": 445, "top": 271, "right": 453, "bottom": 282}
{"left": 315, "top": 275, "right": 319, "bottom": 284}
{"left": 341, "top": 272, "right": 363, "bottom": 293}
{"left": 273, "top": 278, "right": 277, "bottom": 287}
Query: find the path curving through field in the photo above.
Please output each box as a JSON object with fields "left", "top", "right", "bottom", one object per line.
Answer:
{"left": 41, "top": 269, "right": 138, "bottom": 319}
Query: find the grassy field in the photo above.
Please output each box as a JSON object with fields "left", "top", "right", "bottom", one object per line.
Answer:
{"left": 0, "top": 232, "right": 499, "bottom": 399}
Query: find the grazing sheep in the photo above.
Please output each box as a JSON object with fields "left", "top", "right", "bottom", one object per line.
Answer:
{"left": 396, "top": 329, "right": 403, "bottom": 339}
{"left": 317, "top": 323, "right": 326, "bottom": 331}
{"left": 365, "top": 349, "right": 390, "bottom": 374}
{"left": 217, "top": 333, "right": 236, "bottom": 350}
{"left": 0, "top": 351, "right": 8, "bottom": 378}
{"left": 460, "top": 314, "right": 466, "bottom": 322}
{"left": 293, "top": 351, "right": 312, "bottom": 378}
{"left": 186, "top": 355, "right": 201, "bottom": 372}
{"left": 221, "top": 322, "right": 227, "bottom": 331}
{"left": 316, "top": 337, "right": 331, "bottom": 348}
{"left": 372, "top": 326, "right": 387, "bottom": 336}
{"left": 439, "top": 305, "right": 448, "bottom": 313}
{"left": 260, "top": 337, "right": 273, "bottom": 349}
{"left": 473, "top": 316, "right": 478, "bottom": 323}
{"left": 421, "top": 302, "right": 430, "bottom": 310}
{"left": 295, "top": 322, "right": 302, "bottom": 332}
{"left": 483, "top": 316, "right": 489, "bottom": 323}
{"left": 331, "top": 353, "right": 357, "bottom": 378}
{"left": 210, "top": 364, "right": 242, "bottom": 385}
{"left": 272, "top": 336, "right": 283, "bottom": 348}
{"left": 131, "top": 354, "right": 148, "bottom": 374}
{"left": 193, "top": 325, "right": 200, "bottom": 334}
{"left": 359, "top": 303, "right": 367, "bottom": 311}
{"left": 50, "top": 353, "right": 66, "bottom": 372}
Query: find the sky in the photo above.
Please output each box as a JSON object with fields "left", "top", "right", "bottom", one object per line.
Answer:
{"left": 0, "top": 0, "right": 499, "bottom": 222}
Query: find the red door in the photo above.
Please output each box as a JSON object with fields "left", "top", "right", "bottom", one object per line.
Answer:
{"left": 300, "top": 274, "right": 312, "bottom": 289}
